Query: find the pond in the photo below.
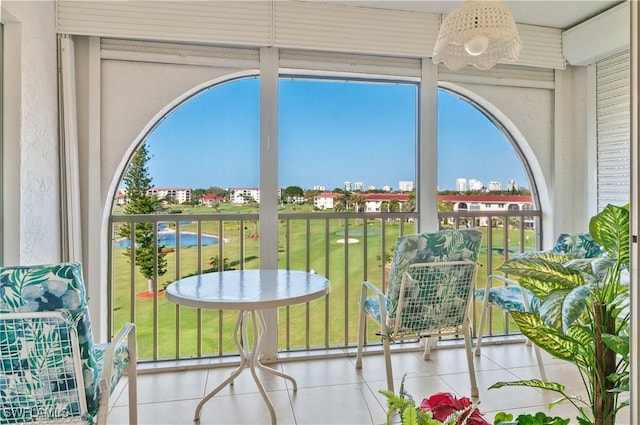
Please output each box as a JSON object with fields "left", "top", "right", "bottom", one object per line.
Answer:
{"left": 114, "top": 230, "right": 218, "bottom": 248}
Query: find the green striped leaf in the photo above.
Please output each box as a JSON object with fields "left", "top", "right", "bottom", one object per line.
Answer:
{"left": 601, "top": 333, "right": 629, "bottom": 356}
{"left": 498, "top": 257, "right": 585, "bottom": 290}
{"left": 510, "top": 312, "right": 579, "bottom": 361}
{"left": 490, "top": 379, "right": 565, "bottom": 393}
{"left": 539, "top": 289, "right": 571, "bottom": 329}
{"left": 519, "top": 277, "right": 567, "bottom": 299}
{"left": 589, "top": 204, "right": 629, "bottom": 266}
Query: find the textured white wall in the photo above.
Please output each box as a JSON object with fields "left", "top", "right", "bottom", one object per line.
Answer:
{"left": 3, "top": 1, "right": 60, "bottom": 265}
{"left": 100, "top": 60, "right": 248, "bottom": 206}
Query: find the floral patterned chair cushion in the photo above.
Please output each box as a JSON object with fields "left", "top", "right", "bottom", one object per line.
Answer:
{"left": 0, "top": 262, "right": 129, "bottom": 423}
{"left": 384, "top": 229, "right": 483, "bottom": 324}
{"left": 475, "top": 285, "right": 542, "bottom": 313}
{"left": 552, "top": 232, "right": 603, "bottom": 258}
{"left": 474, "top": 233, "right": 605, "bottom": 314}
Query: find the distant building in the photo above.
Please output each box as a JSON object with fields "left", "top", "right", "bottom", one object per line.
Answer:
{"left": 115, "top": 190, "right": 128, "bottom": 205}
{"left": 343, "top": 181, "right": 352, "bottom": 191}
{"left": 363, "top": 193, "right": 410, "bottom": 212}
{"left": 398, "top": 181, "right": 414, "bottom": 192}
{"left": 147, "top": 187, "right": 192, "bottom": 204}
{"left": 229, "top": 187, "right": 283, "bottom": 204}
{"left": 352, "top": 181, "right": 364, "bottom": 191}
{"left": 313, "top": 192, "right": 340, "bottom": 209}
{"left": 382, "top": 185, "right": 392, "bottom": 192}
{"left": 507, "top": 179, "right": 520, "bottom": 191}
{"left": 487, "top": 181, "right": 502, "bottom": 191}
{"left": 456, "top": 178, "right": 467, "bottom": 192}
{"left": 468, "top": 179, "right": 484, "bottom": 191}
{"left": 313, "top": 185, "right": 325, "bottom": 191}
{"left": 438, "top": 194, "right": 534, "bottom": 227}
{"left": 367, "top": 185, "right": 376, "bottom": 191}
{"left": 313, "top": 192, "right": 410, "bottom": 211}
{"left": 198, "top": 193, "right": 225, "bottom": 207}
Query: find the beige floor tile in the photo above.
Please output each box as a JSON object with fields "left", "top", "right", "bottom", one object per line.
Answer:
{"left": 290, "top": 383, "right": 383, "bottom": 425}
{"left": 108, "top": 398, "right": 202, "bottom": 425}
{"left": 439, "top": 368, "right": 551, "bottom": 413}
{"left": 204, "top": 362, "right": 289, "bottom": 396}
{"left": 196, "top": 390, "right": 295, "bottom": 424}
{"left": 103, "top": 343, "right": 632, "bottom": 425}
{"left": 281, "top": 357, "right": 365, "bottom": 388}
{"left": 118, "top": 368, "right": 209, "bottom": 405}
{"left": 475, "top": 342, "right": 560, "bottom": 370}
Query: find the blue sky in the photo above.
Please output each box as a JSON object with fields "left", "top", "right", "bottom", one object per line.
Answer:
{"left": 145, "top": 77, "right": 526, "bottom": 191}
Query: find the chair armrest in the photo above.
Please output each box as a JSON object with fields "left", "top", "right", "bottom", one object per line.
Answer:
{"left": 486, "top": 274, "right": 534, "bottom": 312}
{"left": 98, "top": 323, "right": 136, "bottom": 393}
{"left": 487, "top": 274, "right": 520, "bottom": 287}
{"left": 362, "top": 280, "right": 384, "bottom": 297}
{"left": 360, "top": 280, "right": 389, "bottom": 331}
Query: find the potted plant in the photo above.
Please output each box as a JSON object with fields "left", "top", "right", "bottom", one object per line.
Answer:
{"left": 489, "top": 204, "right": 630, "bottom": 425}
{"left": 380, "top": 374, "right": 490, "bottom": 425}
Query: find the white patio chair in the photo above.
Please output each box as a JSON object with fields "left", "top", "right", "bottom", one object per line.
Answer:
{"left": 355, "top": 229, "right": 482, "bottom": 396}
{"left": 0, "top": 262, "right": 137, "bottom": 424}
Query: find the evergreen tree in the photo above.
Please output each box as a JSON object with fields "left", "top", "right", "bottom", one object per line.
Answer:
{"left": 119, "top": 143, "right": 167, "bottom": 293}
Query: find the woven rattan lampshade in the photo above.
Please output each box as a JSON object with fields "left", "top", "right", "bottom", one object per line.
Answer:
{"left": 433, "top": 0, "right": 522, "bottom": 70}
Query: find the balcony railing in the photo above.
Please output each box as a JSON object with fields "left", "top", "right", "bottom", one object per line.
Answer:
{"left": 109, "top": 209, "right": 541, "bottom": 362}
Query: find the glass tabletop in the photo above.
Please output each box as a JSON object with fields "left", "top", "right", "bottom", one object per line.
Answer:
{"left": 165, "top": 269, "right": 330, "bottom": 310}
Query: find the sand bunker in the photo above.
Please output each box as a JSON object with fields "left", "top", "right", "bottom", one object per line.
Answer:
{"left": 336, "top": 238, "right": 359, "bottom": 244}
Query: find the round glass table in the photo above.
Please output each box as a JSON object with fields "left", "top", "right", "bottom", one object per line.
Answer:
{"left": 165, "top": 269, "right": 330, "bottom": 424}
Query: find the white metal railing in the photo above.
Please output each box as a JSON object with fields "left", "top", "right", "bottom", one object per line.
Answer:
{"left": 108, "top": 209, "right": 542, "bottom": 362}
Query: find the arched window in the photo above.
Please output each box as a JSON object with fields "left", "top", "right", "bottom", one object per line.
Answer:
{"left": 438, "top": 89, "right": 533, "bottom": 197}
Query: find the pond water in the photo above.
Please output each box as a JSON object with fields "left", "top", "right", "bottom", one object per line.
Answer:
{"left": 114, "top": 231, "right": 218, "bottom": 248}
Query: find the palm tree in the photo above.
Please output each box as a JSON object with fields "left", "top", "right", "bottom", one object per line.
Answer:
{"left": 351, "top": 194, "right": 366, "bottom": 213}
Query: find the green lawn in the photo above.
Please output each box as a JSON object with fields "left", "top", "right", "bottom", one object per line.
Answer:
{"left": 110, "top": 206, "right": 535, "bottom": 361}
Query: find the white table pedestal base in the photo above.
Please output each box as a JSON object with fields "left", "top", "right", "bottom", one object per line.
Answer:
{"left": 194, "top": 310, "right": 297, "bottom": 425}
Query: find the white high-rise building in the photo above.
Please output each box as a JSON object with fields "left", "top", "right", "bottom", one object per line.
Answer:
{"left": 352, "top": 181, "right": 364, "bottom": 191}
{"left": 468, "top": 179, "right": 484, "bottom": 191}
{"left": 456, "top": 178, "right": 467, "bottom": 192}
{"left": 382, "top": 185, "right": 392, "bottom": 192}
{"left": 313, "top": 185, "right": 325, "bottom": 191}
{"left": 507, "top": 179, "right": 520, "bottom": 191}
{"left": 398, "top": 181, "right": 414, "bottom": 192}
{"left": 487, "top": 181, "right": 501, "bottom": 191}
{"left": 343, "top": 181, "right": 351, "bottom": 191}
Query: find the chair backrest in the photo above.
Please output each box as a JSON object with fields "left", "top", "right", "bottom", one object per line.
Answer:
{"left": 0, "top": 262, "right": 101, "bottom": 419}
{"left": 393, "top": 260, "right": 478, "bottom": 333}
{"left": 552, "top": 232, "right": 603, "bottom": 258}
{"left": 1, "top": 311, "right": 89, "bottom": 423}
{"left": 385, "top": 229, "right": 483, "bottom": 323}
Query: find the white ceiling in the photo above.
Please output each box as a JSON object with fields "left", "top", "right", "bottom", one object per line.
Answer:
{"left": 311, "top": 0, "right": 624, "bottom": 30}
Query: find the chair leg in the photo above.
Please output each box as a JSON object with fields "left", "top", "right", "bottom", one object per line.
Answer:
{"left": 532, "top": 343, "right": 547, "bottom": 381}
{"left": 475, "top": 289, "right": 490, "bottom": 357}
{"left": 128, "top": 355, "right": 138, "bottom": 424}
{"left": 383, "top": 337, "right": 394, "bottom": 393}
{"left": 355, "top": 287, "right": 367, "bottom": 369}
{"left": 127, "top": 326, "right": 138, "bottom": 425}
{"left": 463, "top": 322, "right": 479, "bottom": 397}
{"left": 422, "top": 336, "right": 435, "bottom": 360}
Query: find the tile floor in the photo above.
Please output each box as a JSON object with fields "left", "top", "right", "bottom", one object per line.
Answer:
{"left": 107, "top": 342, "right": 630, "bottom": 424}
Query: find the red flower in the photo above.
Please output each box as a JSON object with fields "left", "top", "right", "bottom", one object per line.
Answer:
{"left": 419, "top": 392, "right": 489, "bottom": 425}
